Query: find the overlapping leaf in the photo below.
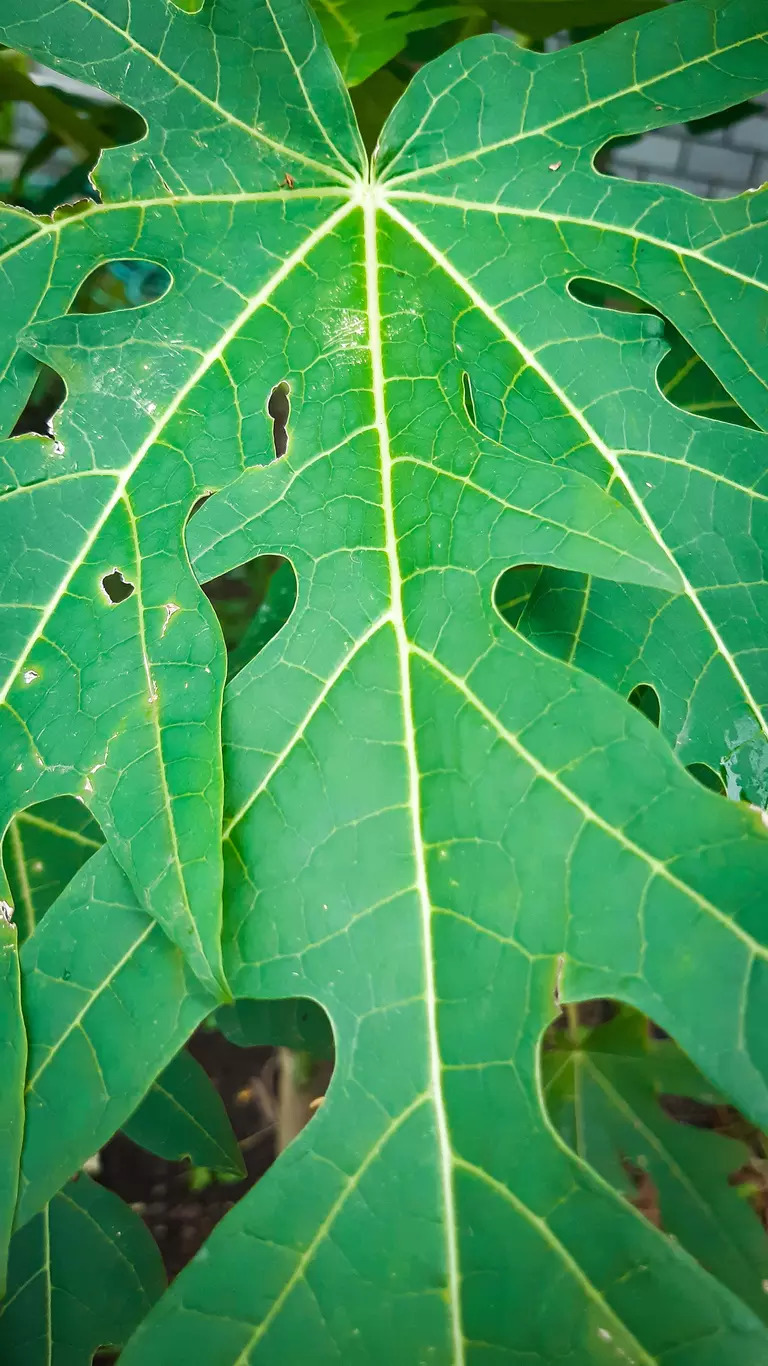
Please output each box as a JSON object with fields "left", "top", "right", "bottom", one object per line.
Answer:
{"left": 4, "top": 796, "right": 102, "bottom": 943}
{"left": 545, "top": 1008, "right": 768, "bottom": 1322}
{"left": 123, "top": 1046, "right": 245, "bottom": 1178}
{"left": 15, "top": 845, "right": 211, "bottom": 1228}
{"left": 2, "top": 0, "right": 768, "bottom": 1362}
{"left": 0, "top": 1174, "right": 165, "bottom": 1366}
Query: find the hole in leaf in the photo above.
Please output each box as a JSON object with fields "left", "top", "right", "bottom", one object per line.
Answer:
{"left": 71, "top": 260, "right": 172, "bottom": 314}
{"left": 2, "top": 795, "right": 104, "bottom": 945}
{"left": 9, "top": 259, "right": 170, "bottom": 440}
{"left": 543, "top": 1001, "right": 768, "bottom": 1283}
{"left": 461, "top": 370, "right": 477, "bottom": 426}
{"left": 98, "top": 1000, "right": 333, "bottom": 1280}
{"left": 493, "top": 564, "right": 542, "bottom": 630}
{"left": 627, "top": 683, "right": 661, "bottom": 728}
{"left": 204, "top": 555, "right": 297, "bottom": 680}
{"left": 605, "top": 100, "right": 764, "bottom": 201}
{"left": 10, "top": 363, "right": 67, "bottom": 439}
{"left": 568, "top": 277, "right": 754, "bottom": 429}
{"left": 101, "top": 569, "right": 135, "bottom": 604}
{"left": 267, "top": 382, "right": 290, "bottom": 459}
{"left": 686, "top": 762, "right": 726, "bottom": 796}
{"left": 568, "top": 277, "right": 656, "bottom": 315}
{"left": 1, "top": 59, "right": 146, "bottom": 216}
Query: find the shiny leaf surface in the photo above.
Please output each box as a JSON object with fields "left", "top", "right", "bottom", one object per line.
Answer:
{"left": 2, "top": 0, "right": 768, "bottom": 1362}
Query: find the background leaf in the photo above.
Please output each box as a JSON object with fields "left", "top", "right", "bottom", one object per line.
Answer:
{"left": 489, "top": 0, "right": 665, "bottom": 39}
{"left": 122, "top": 1047, "right": 245, "bottom": 1179}
{"left": 0, "top": 1174, "right": 165, "bottom": 1365}
{"left": 4, "top": 797, "right": 103, "bottom": 944}
{"left": 216, "top": 997, "right": 333, "bottom": 1057}
{"left": 311, "top": 0, "right": 478, "bottom": 85}
{"left": 544, "top": 1008, "right": 768, "bottom": 1323}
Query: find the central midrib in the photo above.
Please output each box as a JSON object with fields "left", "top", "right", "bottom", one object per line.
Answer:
{"left": 362, "top": 193, "right": 465, "bottom": 1364}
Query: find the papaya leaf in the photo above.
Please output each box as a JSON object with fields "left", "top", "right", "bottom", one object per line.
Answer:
{"left": 0, "top": 915, "right": 25, "bottom": 1292}
{"left": 382, "top": 2, "right": 768, "bottom": 801}
{"left": 16, "top": 846, "right": 211, "bottom": 1229}
{"left": 544, "top": 1008, "right": 768, "bottom": 1324}
{"left": 3, "top": 0, "right": 768, "bottom": 1361}
{"left": 0, "top": 0, "right": 369, "bottom": 993}
{"left": 4, "top": 797, "right": 103, "bottom": 944}
{"left": 123, "top": 1047, "right": 245, "bottom": 1179}
{"left": 0, "top": 1174, "right": 165, "bottom": 1366}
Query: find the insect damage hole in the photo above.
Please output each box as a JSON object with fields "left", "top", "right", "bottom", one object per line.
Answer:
{"left": 11, "top": 364, "right": 66, "bottom": 439}
{"left": 460, "top": 370, "right": 477, "bottom": 427}
{"left": 267, "top": 381, "right": 291, "bottom": 459}
{"left": 101, "top": 569, "right": 135, "bottom": 604}
{"left": 627, "top": 682, "right": 660, "bottom": 729}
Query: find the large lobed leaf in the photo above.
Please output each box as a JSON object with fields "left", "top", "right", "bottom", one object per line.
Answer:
{"left": 2, "top": 0, "right": 768, "bottom": 1361}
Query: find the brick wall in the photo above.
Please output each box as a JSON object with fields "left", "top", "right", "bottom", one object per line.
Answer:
{"left": 609, "top": 92, "right": 768, "bottom": 198}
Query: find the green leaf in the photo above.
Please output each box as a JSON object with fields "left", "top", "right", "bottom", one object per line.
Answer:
{"left": 0, "top": 916, "right": 25, "bottom": 1292}
{"left": 0, "top": 1173, "right": 165, "bottom": 1366}
{"left": 381, "top": 4, "right": 768, "bottom": 803}
{"left": 16, "top": 846, "right": 211, "bottom": 1228}
{"left": 660, "top": 325, "right": 757, "bottom": 430}
{"left": 223, "top": 559, "right": 297, "bottom": 682}
{"left": 4, "top": 0, "right": 768, "bottom": 1360}
{"left": 311, "top": 0, "right": 479, "bottom": 85}
{"left": 544, "top": 1008, "right": 768, "bottom": 1324}
{"left": 123, "top": 1047, "right": 246, "bottom": 1179}
{"left": 0, "top": 0, "right": 366, "bottom": 994}
{"left": 216, "top": 997, "right": 334, "bottom": 1057}
{"left": 4, "top": 797, "right": 103, "bottom": 943}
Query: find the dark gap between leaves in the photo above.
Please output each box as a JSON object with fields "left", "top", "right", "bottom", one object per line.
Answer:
{"left": 98, "top": 1002, "right": 334, "bottom": 1281}
{"left": 97, "top": 1029, "right": 277, "bottom": 1281}
{"left": 203, "top": 555, "right": 297, "bottom": 681}
{"left": 686, "top": 761, "right": 726, "bottom": 796}
{"left": 10, "top": 364, "right": 66, "bottom": 439}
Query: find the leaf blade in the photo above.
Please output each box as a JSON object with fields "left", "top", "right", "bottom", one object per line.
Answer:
{"left": 123, "top": 1048, "right": 245, "bottom": 1179}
